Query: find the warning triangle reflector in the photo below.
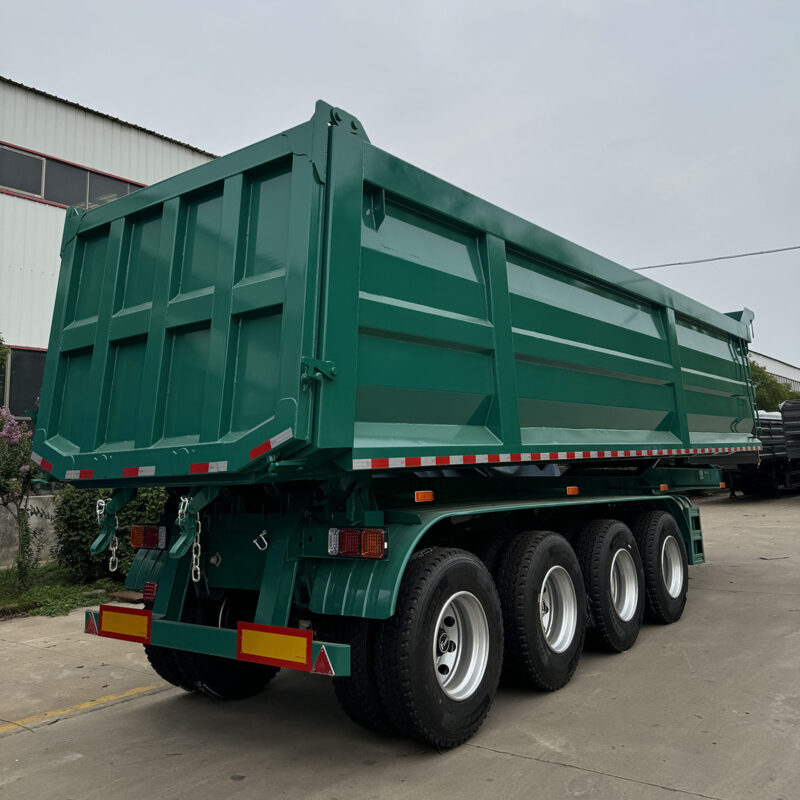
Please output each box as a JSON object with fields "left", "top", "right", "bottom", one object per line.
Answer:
{"left": 85, "top": 613, "right": 99, "bottom": 635}
{"left": 311, "top": 645, "right": 335, "bottom": 676}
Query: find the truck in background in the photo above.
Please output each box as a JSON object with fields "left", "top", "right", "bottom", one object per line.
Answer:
{"left": 33, "top": 102, "right": 759, "bottom": 748}
{"left": 720, "top": 401, "right": 800, "bottom": 496}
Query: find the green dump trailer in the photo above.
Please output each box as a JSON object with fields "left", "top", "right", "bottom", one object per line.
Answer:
{"left": 33, "top": 102, "right": 760, "bottom": 748}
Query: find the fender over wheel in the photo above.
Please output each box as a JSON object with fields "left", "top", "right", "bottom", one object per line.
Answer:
{"left": 375, "top": 548, "right": 504, "bottom": 749}
{"left": 496, "top": 531, "right": 586, "bottom": 690}
{"left": 633, "top": 510, "right": 689, "bottom": 624}
{"left": 577, "top": 519, "right": 645, "bottom": 652}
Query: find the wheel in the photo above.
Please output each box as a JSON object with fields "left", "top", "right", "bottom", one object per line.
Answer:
{"left": 496, "top": 531, "right": 586, "bottom": 690}
{"left": 143, "top": 644, "right": 196, "bottom": 692}
{"left": 576, "top": 519, "right": 645, "bottom": 652}
{"left": 178, "top": 595, "right": 279, "bottom": 699}
{"left": 375, "top": 548, "right": 503, "bottom": 749}
{"left": 332, "top": 618, "right": 396, "bottom": 735}
{"left": 142, "top": 600, "right": 196, "bottom": 692}
{"left": 633, "top": 510, "right": 688, "bottom": 624}
{"left": 470, "top": 532, "right": 512, "bottom": 576}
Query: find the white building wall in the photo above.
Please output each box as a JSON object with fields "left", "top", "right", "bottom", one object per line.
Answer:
{"left": 0, "top": 193, "right": 63, "bottom": 348}
{"left": 1, "top": 79, "right": 212, "bottom": 184}
{"left": 0, "top": 79, "right": 216, "bottom": 350}
{"left": 750, "top": 351, "right": 800, "bottom": 392}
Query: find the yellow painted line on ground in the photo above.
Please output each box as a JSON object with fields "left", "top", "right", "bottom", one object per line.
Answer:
{"left": 0, "top": 684, "right": 162, "bottom": 734}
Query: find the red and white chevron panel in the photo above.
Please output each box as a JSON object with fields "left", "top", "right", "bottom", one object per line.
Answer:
{"left": 351, "top": 445, "right": 760, "bottom": 471}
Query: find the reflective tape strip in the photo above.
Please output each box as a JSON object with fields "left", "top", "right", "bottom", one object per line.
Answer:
{"left": 249, "top": 428, "right": 293, "bottom": 461}
{"left": 31, "top": 452, "right": 53, "bottom": 472}
{"left": 65, "top": 469, "right": 94, "bottom": 480}
{"left": 122, "top": 466, "right": 156, "bottom": 478}
{"left": 190, "top": 460, "right": 228, "bottom": 474}
{"left": 351, "top": 446, "right": 762, "bottom": 471}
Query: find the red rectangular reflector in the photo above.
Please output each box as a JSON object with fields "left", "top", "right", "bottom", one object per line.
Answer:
{"left": 98, "top": 605, "right": 152, "bottom": 643}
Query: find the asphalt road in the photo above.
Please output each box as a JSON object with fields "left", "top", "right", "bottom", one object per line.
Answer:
{"left": 2, "top": 494, "right": 799, "bottom": 800}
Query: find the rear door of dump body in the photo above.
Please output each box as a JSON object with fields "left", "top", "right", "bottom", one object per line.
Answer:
{"left": 33, "top": 108, "right": 333, "bottom": 484}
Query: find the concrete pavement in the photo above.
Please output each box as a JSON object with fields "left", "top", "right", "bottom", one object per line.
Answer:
{"left": 1, "top": 494, "right": 798, "bottom": 799}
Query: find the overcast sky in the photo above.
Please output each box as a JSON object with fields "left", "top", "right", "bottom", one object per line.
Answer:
{"left": 3, "top": 0, "right": 798, "bottom": 363}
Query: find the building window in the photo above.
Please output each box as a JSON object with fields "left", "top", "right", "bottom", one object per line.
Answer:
{"left": 0, "top": 143, "right": 143, "bottom": 208}
{"left": 88, "top": 172, "right": 129, "bottom": 207}
{"left": 0, "top": 146, "right": 44, "bottom": 197}
{"left": 1, "top": 347, "right": 47, "bottom": 420}
{"left": 44, "top": 159, "right": 88, "bottom": 206}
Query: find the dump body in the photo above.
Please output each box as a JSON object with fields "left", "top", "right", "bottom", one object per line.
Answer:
{"left": 33, "top": 102, "right": 759, "bottom": 485}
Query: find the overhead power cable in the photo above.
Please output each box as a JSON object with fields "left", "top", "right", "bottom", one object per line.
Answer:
{"left": 634, "top": 244, "right": 800, "bottom": 271}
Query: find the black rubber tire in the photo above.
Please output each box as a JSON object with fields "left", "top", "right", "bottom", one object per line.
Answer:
{"left": 179, "top": 597, "right": 279, "bottom": 700}
{"left": 496, "top": 531, "right": 586, "bottom": 690}
{"left": 375, "top": 548, "right": 503, "bottom": 749}
{"left": 471, "top": 532, "right": 513, "bottom": 576}
{"left": 633, "top": 510, "right": 688, "bottom": 624}
{"left": 332, "top": 618, "right": 396, "bottom": 735}
{"left": 143, "top": 644, "right": 196, "bottom": 692}
{"left": 576, "top": 519, "right": 645, "bottom": 653}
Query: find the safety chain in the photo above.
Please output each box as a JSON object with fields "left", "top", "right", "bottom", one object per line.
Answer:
{"left": 177, "top": 495, "right": 189, "bottom": 525}
{"left": 96, "top": 498, "right": 120, "bottom": 572}
{"left": 191, "top": 517, "right": 202, "bottom": 584}
{"left": 109, "top": 535, "right": 119, "bottom": 573}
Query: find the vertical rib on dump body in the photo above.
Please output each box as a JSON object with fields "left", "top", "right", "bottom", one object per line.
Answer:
{"left": 33, "top": 101, "right": 758, "bottom": 486}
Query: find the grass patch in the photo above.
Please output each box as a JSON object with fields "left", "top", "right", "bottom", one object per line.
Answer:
{"left": 0, "top": 563, "right": 116, "bottom": 618}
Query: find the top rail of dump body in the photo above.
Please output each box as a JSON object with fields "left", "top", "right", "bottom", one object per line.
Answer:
{"left": 32, "top": 101, "right": 759, "bottom": 487}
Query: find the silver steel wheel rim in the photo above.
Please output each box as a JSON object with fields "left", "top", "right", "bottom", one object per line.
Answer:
{"left": 539, "top": 565, "right": 578, "bottom": 654}
{"left": 610, "top": 548, "right": 638, "bottom": 622}
{"left": 432, "top": 591, "right": 490, "bottom": 701}
{"left": 661, "top": 535, "right": 684, "bottom": 598}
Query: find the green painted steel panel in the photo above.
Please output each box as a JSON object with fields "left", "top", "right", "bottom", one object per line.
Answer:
{"left": 35, "top": 102, "right": 757, "bottom": 485}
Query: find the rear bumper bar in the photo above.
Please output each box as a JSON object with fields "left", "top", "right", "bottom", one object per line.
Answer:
{"left": 85, "top": 607, "right": 350, "bottom": 677}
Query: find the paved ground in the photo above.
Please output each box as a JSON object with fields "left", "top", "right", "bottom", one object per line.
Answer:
{"left": 1, "top": 493, "right": 798, "bottom": 800}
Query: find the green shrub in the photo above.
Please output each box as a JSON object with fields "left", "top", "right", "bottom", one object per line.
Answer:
{"left": 53, "top": 484, "right": 168, "bottom": 581}
{"left": 0, "top": 562, "right": 115, "bottom": 617}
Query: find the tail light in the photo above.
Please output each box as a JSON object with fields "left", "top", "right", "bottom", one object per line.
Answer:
{"left": 130, "top": 525, "right": 167, "bottom": 550}
{"left": 143, "top": 581, "right": 158, "bottom": 603}
{"left": 327, "top": 528, "right": 387, "bottom": 559}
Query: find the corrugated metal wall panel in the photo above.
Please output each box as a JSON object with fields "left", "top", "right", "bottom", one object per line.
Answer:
{"left": 0, "top": 194, "right": 64, "bottom": 348}
{"left": 0, "top": 81, "right": 212, "bottom": 184}
{"left": 1, "top": 80, "right": 217, "bottom": 351}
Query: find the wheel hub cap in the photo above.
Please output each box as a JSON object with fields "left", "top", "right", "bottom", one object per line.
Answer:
{"left": 433, "top": 591, "right": 490, "bottom": 701}
{"left": 609, "top": 548, "right": 638, "bottom": 622}
{"left": 539, "top": 565, "right": 578, "bottom": 654}
{"left": 661, "top": 535, "right": 684, "bottom": 598}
